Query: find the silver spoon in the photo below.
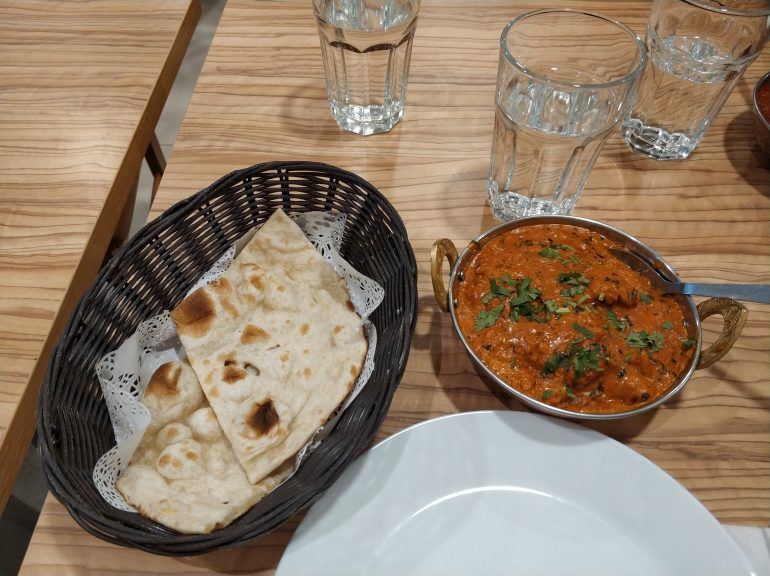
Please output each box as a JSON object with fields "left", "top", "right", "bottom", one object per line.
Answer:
{"left": 609, "top": 248, "right": 770, "bottom": 304}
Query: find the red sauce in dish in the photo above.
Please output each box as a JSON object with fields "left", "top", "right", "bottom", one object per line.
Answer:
{"left": 454, "top": 224, "right": 695, "bottom": 414}
{"left": 758, "top": 80, "right": 770, "bottom": 123}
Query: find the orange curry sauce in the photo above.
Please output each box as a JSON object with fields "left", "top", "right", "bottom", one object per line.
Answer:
{"left": 455, "top": 224, "right": 695, "bottom": 414}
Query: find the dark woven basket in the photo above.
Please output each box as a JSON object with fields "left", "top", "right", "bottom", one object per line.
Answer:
{"left": 38, "top": 161, "right": 417, "bottom": 555}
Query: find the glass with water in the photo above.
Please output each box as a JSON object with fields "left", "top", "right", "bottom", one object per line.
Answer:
{"left": 314, "top": 0, "right": 419, "bottom": 136}
{"left": 621, "top": 0, "right": 769, "bottom": 160}
{"left": 488, "top": 10, "right": 646, "bottom": 221}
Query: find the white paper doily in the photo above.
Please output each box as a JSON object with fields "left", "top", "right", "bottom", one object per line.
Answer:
{"left": 93, "top": 212, "right": 384, "bottom": 512}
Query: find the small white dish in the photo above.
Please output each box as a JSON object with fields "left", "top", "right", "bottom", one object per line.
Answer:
{"left": 277, "top": 411, "right": 753, "bottom": 576}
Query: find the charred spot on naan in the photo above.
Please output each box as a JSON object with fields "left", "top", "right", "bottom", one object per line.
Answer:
{"left": 145, "top": 362, "right": 182, "bottom": 398}
{"left": 240, "top": 324, "right": 270, "bottom": 344}
{"left": 246, "top": 400, "right": 280, "bottom": 436}
{"left": 223, "top": 364, "right": 247, "bottom": 383}
{"left": 249, "top": 273, "right": 264, "bottom": 290}
{"left": 220, "top": 296, "right": 239, "bottom": 317}
{"left": 171, "top": 289, "right": 216, "bottom": 337}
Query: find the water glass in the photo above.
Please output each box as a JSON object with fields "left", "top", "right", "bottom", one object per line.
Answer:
{"left": 488, "top": 10, "right": 646, "bottom": 221}
{"left": 621, "top": 0, "right": 770, "bottom": 160}
{"left": 314, "top": 0, "right": 420, "bottom": 136}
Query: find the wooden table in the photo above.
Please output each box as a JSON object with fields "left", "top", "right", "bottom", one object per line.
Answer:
{"left": 20, "top": 0, "right": 769, "bottom": 573}
{"left": 0, "top": 0, "right": 199, "bottom": 510}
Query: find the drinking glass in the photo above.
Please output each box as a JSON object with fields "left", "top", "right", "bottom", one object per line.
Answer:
{"left": 488, "top": 10, "right": 646, "bottom": 221}
{"left": 621, "top": 0, "right": 770, "bottom": 160}
{"left": 314, "top": 0, "right": 420, "bottom": 136}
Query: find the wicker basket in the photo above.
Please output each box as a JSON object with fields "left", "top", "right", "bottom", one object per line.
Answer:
{"left": 38, "top": 161, "right": 417, "bottom": 555}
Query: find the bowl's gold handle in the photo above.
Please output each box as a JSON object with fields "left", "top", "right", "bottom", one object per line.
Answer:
{"left": 696, "top": 297, "right": 748, "bottom": 370}
{"left": 431, "top": 239, "right": 458, "bottom": 313}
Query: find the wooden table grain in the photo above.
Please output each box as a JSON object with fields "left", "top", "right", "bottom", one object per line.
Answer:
{"left": 20, "top": 0, "right": 769, "bottom": 574}
{"left": 0, "top": 0, "right": 200, "bottom": 510}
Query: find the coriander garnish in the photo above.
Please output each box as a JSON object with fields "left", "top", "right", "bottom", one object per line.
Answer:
{"left": 606, "top": 309, "right": 627, "bottom": 331}
{"left": 682, "top": 338, "right": 696, "bottom": 350}
{"left": 557, "top": 271, "right": 591, "bottom": 286}
{"left": 627, "top": 330, "right": 664, "bottom": 352}
{"left": 542, "top": 342, "right": 604, "bottom": 377}
{"left": 541, "top": 389, "right": 554, "bottom": 400}
{"left": 561, "top": 285, "right": 585, "bottom": 297}
{"left": 572, "top": 322, "right": 595, "bottom": 340}
{"left": 475, "top": 303, "right": 504, "bottom": 332}
{"left": 481, "top": 276, "right": 514, "bottom": 303}
{"left": 639, "top": 292, "right": 653, "bottom": 304}
{"left": 508, "top": 277, "right": 545, "bottom": 322}
{"left": 539, "top": 247, "right": 562, "bottom": 259}
{"left": 662, "top": 320, "right": 673, "bottom": 330}
{"left": 539, "top": 245, "right": 580, "bottom": 265}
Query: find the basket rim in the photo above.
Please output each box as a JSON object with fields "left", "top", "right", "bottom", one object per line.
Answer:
{"left": 38, "top": 160, "right": 418, "bottom": 554}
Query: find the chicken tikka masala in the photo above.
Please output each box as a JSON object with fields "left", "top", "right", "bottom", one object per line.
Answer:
{"left": 455, "top": 223, "right": 695, "bottom": 414}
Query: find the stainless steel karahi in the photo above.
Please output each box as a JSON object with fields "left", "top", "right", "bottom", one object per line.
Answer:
{"left": 431, "top": 215, "right": 748, "bottom": 420}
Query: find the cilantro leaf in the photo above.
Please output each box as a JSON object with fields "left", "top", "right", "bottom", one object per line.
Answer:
{"left": 539, "top": 247, "right": 562, "bottom": 259}
{"left": 509, "top": 277, "right": 541, "bottom": 307}
{"left": 572, "top": 344, "right": 603, "bottom": 376}
{"left": 543, "top": 353, "right": 568, "bottom": 374}
{"left": 561, "top": 285, "right": 585, "bottom": 297}
{"left": 627, "top": 330, "right": 665, "bottom": 352}
{"left": 682, "top": 338, "right": 696, "bottom": 350}
{"left": 557, "top": 271, "right": 581, "bottom": 283}
{"left": 662, "top": 320, "right": 673, "bottom": 330}
{"left": 542, "top": 342, "right": 604, "bottom": 377}
{"left": 606, "top": 309, "right": 627, "bottom": 331}
{"left": 475, "top": 304, "right": 504, "bottom": 332}
{"left": 482, "top": 275, "right": 516, "bottom": 304}
{"left": 572, "top": 322, "right": 595, "bottom": 340}
{"left": 648, "top": 332, "right": 664, "bottom": 350}
{"left": 541, "top": 389, "right": 554, "bottom": 400}
{"left": 499, "top": 273, "right": 515, "bottom": 286}
{"left": 639, "top": 292, "right": 653, "bottom": 304}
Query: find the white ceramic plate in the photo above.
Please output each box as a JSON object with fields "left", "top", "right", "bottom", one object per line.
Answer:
{"left": 277, "top": 411, "right": 754, "bottom": 576}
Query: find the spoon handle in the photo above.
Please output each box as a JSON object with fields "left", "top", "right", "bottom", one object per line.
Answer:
{"left": 679, "top": 283, "right": 770, "bottom": 304}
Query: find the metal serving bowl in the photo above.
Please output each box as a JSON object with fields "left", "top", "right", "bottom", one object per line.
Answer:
{"left": 753, "top": 70, "right": 770, "bottom": 160}
{"left": 431, "top": 215, "right": 748, "bottom": 420}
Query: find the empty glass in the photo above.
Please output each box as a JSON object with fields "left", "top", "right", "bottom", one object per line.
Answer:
{"left": 488, "top": 10, "right": 647, "bottom": 221}
{"left": 621, "top": 0, "right": 770, "bottom": 160}
{"left": 314, "top": 0, "right": 420, "bottom": 136}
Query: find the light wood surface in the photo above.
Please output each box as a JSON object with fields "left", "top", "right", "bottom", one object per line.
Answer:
{"left": 20, "top": 0, "right": 769, "bottom": 574}
{"left": 0, "top": 0, "right": 200, "bottom": 510}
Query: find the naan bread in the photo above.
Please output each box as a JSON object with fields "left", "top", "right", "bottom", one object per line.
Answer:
{"left": 116, "top": 361, "right": 290, "bottom": 534}
{"left": 170, "top": 209, "right": 367, "bottom": 484}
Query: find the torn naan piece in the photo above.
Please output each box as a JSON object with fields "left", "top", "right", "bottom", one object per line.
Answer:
{"left": 116, "top": 360, "right": 290, "bottom": 534}
{"left": 170, "top": 209, "right": 367, "bottom": 484}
